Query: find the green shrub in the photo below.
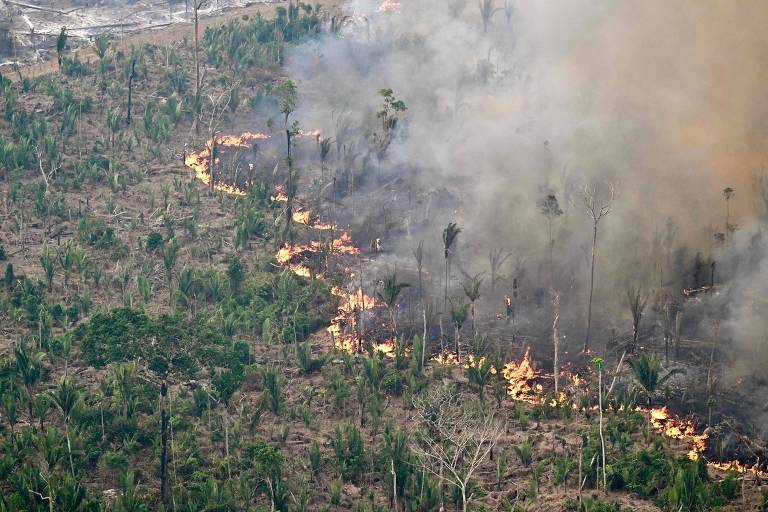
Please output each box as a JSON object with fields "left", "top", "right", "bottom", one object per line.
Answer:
{"left": 381, "top": 369, "right": 403, "bottom": 396}
{"left": 0, "top": 244, "right": 6, "bottom": 260}
{"left": 146, "top": 231, "right": 164, "bottom": 252}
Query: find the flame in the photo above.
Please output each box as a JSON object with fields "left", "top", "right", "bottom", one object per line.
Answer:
{"left": 647, "top": 407, "right": 709, "bottom": 460}
{"left": 377, "top": 0, "right": 400, "bottom": 12}
{"left": 184, "top": 132, "right": 270, "bottom": 195}
{"left": 372, "top": 339, "right": 399, "bottom": 357}
{"left": 298, "top": 129, "right": 322, "bottom": 138}
{"left": 501, "top": 347, "right": 541, "bottom": 402}
{"left": 327, "top": 286, "right": 380, "bottom": 352}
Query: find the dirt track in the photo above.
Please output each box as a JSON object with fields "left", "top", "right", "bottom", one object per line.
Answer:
{"left": 13, "top": 0, "right": 343, "bottom": 80}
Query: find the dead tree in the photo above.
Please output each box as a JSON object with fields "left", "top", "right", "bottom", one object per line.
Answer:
{"left": 193, "top": 0, "right": 208, "bottom": 135}
{"left": 411, "top": 384, "right": 504, "bottom": 512}
{"left": 488, "top": 247, "right": 510, "bottom": 296}
{"left": 582, "top": 183, "right": 613, "bottom": 352}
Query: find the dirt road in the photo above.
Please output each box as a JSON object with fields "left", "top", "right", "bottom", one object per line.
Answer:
{"left": 13, "top": 0, "right": 343, "bottom": 80}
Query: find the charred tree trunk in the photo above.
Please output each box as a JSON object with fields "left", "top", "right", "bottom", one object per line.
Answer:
{"left": 126, "top": 59, "right": 136, "bottom": 125}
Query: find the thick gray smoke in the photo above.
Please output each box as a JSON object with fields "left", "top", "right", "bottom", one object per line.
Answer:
{"left": 283, "top": 0, "right": 768, "bottom": 370}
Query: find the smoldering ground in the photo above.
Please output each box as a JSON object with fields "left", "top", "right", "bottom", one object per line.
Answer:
{"left": 272, "top": 0, "right": 768, "bottom": 435}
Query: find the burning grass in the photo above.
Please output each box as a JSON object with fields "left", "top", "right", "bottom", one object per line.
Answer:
{"left": 184, "top": 132, "right": 270, "bottom": 195}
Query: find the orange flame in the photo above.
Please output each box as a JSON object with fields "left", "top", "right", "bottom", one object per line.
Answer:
{"left": 184, "top": 132, "right": 270, "bottom": 195}
{"left": 501, "top": 347, "right": 541, "bottom": 402}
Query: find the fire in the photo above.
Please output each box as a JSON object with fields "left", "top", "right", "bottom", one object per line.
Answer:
{"left": 327, "top": 286, "right": 380, "bottom": 352}
{"left": 184, "top": 132, "right": 270, "bottom": 195}
{"left": 501, "top": 347, "right": 541, "bottom": 401}
{"left": 377, "top": 0, "right": 400, "bottom": 12}
{"left": 372, "top": 339, "right": 399, "bottom": 357}
{"left": 648, "top": 407, "right": 709, "bottom": 460}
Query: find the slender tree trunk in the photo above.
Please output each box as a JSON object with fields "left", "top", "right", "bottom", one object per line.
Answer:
{"left": 65, "top": 419, "right": 75, "bottom": 478}
{"left": 584, "top": 222, "right": 598, "bottom": 352}
{"left": 598, "top": 369, "right": 607, "bottom": 493}
{"left": 160, "top": 379, "right": 171, "bottom": 508}
{"left": 421, "top": 307, "right": 427, "bottom": 370}
{"left": 194, "top": 3, "right": 201, "bottom": 135}
{"left": 552, "top": 293, "right": 560, "bottom": 396}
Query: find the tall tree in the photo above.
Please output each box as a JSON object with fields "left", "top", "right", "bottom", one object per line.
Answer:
{"left": 442, "top": 223, "right": 461, "bottom": 312}
{"left": 376, "top": 273, "right": 410, "bottom": 339}
{"left": 193, "top": 0, "right": 208, "bottom": 135}
{"left": 56, "top": 27, "right": 68, "bottom": 69}
{"left": 722, "top": 187, "right": 735, "bottom": 243}
{"left": 462, "top": 274, "right": 483, "bottom": 336}
{"left": 539, "top": 193, "right": 563, "bottom": 282}
{"left": 478, "top": 0, "right": 497, "bottom": 33}
{"left": 14, "top": 342, "right": 46, "bottom": 423}
{"left": 582, "top": 184, "right": 613, "bottom": 352}
{"left": 450, "top": 301, "right": 469, "bottom": 362}
{"left": 50, "top": 377, "right": 79, "bottom": 478}
{"left": 591, "top": 357, "right": 607, "bottom": 494}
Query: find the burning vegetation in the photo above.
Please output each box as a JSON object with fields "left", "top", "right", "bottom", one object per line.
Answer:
{"left": 5, "top": 0, "right": 768, "bottom": 510}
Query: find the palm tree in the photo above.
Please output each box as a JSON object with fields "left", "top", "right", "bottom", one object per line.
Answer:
{"left": 15, "top": 342, "right": 46, "bottom": 423}
{"left": 462, "top": 274, "right": 483, "bottom": 336}
{"left": 540, "top": 193, "right": 563, "bottom": 282}
{"left": 442, "top": 223, "right": 461, "bottom": 312}
{"left": 376, "top": 273, "right": 410, "bottom": 339}
{"left": 450, "top": 301, "right": 469, "bottom": 362}
{"left": 56, "top": 27, "right": 68, "bottom": 68}
{"left": 162, "top": 239, "right": 180, "bottom": 306}
{"left": 40, "top": 242, "right": 56, "bottom": 290}
{"left": 413, "top": 240, "right": 424, "bottom": 301}
{"left": 50, "top": 377, "right": 80, "bottom": 478}
{"left": 467, "top": 357, "right": 492, "bottom": 401}
{"left": 627, "top": 353, "right": 685, "bottom": 406}
{"left": 479, "top": 0, "right": 497, "bottom": 33}
{"left": 626, "top": 286, "right": 648, "bottom": 354}
{"left": 110, "top": 362, "right": 137, "bottom": 420}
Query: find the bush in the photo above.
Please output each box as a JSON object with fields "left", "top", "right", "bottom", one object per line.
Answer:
{"left": 381, "top": 370, "right": 403, "bottom": 396}
{"left": 0, "top": 244, "right": 6, "bottom": 260}
{"left": 146, "top": 231, "right": 164, "bottom": 252}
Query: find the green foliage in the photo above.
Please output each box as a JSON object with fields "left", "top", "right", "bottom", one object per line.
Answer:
{"left": 0, "top": 245, "right": 6, "bottom": 260}
{"left": 514, "top": 438, "right": 533, "bottom": 467}
{"left": 262, "top": 366, "right": 284, "bottom": 414}
{"left": 145, "top": 231, "right": 164, "bottom": 252}
{"left": 627, "top": 353, "right": 685, "bottom": 405}
{"left": 296, "top": 341, "right": 324, "bottom": 374}
{"left": 332, "top": 422, "right": 366, "bottom": 482}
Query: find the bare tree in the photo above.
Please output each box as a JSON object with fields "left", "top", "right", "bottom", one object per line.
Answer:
{"left": 582, "top": 183, "right": 613, "bottom": 352}
{"left": 413, "top": 240, "right": 424, "bottom": 301}
{"left": 626, "top": 286, "right": 647, "bottom": 354}
{"left": 723, "top": 187, "right": 735, "bottom": 243}
{"left": 540, "top": 193, "right": 563, "bottom": 283}
{"left": 203, "top": 85, "right": 236, "bottom": 191}
{"left": 411, "top": 384, "right": 504, "bottom": 512}
{"left": 193, "top": 0, "right": 208, "bottom": 135}
{"left": 488, "top": 247, "right": 510, "bottom": 296}
{"left": 552, "top": 290, "right": 561, "bottom": 395}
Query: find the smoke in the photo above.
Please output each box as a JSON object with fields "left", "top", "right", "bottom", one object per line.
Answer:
{"left": 280, "top": 0, "right": 768, "bottom": 362}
